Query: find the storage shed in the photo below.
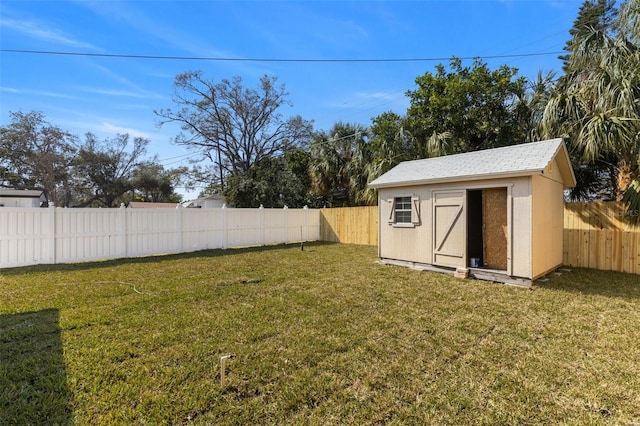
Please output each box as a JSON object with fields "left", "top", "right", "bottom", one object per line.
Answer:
{"left": 0, "top": 189, "right": 48, "bottom": 207}
{"left": 368, "top": 138, "right": 576, "bottom": 287}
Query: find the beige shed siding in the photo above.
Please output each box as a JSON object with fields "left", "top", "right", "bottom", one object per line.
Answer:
{"left": 537, "top": 156, "right": 567, "bottom": 186}
{"left": 509, "top": 177, "right": 533, "bottom": 278}
{"left": 530, "top": 159, "right": 565, "bottom": 278}
{"left": 379, "top": 185, "right": 431, "bottom": 263}
{"left": 378, "top": 177, "right": 535, "bottom": 278}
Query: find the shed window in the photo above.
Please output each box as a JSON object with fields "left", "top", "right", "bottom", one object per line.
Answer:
{"left": 394, "top": 197, "right": 413, "bottom": 224}
{"left": 388, "top": 195, "right": 421, "bottom": 226}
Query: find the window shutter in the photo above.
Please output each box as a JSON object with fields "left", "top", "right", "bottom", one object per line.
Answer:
{"left": 387, "top": 197, "right": 395, "bottom": 224}
{"left": 411, "top": 195, "right": 421, "bottom": 225}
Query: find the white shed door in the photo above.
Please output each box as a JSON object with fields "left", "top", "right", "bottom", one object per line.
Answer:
{"left": 433, "top": 190, "right": 466, "bottom": 268}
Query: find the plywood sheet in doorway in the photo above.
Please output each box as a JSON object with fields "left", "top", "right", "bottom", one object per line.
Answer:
{"left": 483, "top": 188, "right": 507, "bottom": 270}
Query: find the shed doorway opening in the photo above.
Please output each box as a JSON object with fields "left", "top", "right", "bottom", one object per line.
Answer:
{"left": 467, "top": 188, "right": 508, "bottom": 270}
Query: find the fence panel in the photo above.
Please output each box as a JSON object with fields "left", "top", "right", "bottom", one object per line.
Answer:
{"left": 0, "top": 208, "right": 54, "bottom": 266}
{"left": 126, "top": 208, "right": 181, "bottom": 257}
{"left": 285, "top": 207, "right": 308, "bottom": 244}
{"left": 0, "top": 206, "right": 320, "bottom": 269}
{"left": 182, "top": 208, "right": 225, "bottom": 252}
{"left": 263, "top": 209, "right": 283, "bottom": 245}
{"left": 226, "top": 208, "right": 264, "bottom": 248}
{"left": 320, "top": 206, "right": 378, "bottom": 246}
{"left": 55, "top": 208, "right": 121, "bottom": 263}
{"left": 563, "top": 201, "right": 639, "bottom": 274}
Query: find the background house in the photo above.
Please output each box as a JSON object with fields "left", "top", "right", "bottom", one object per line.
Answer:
{"left": 369, "top": 138, "right": 576, "bottom": 287}
{"left": 0, "top": 189, "right": 48, "bottom": 207}
{"left": 184, "top": 194, "right": 226, "bottom": 209}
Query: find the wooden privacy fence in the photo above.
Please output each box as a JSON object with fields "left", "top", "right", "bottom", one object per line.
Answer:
{"left": 563, "top": 202, "right": 639, "bottom": 274}
{"left": 320, "top": 206, "right": 378, "bottom": 246}
{"left": 0, "top": 205, "right": 320, "bottom": 269}
{"left": 319, "top": 202, "right": 640, "bottom": 275}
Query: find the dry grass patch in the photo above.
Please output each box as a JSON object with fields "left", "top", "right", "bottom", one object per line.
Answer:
{"left": 1, "top": 242, "right": 639, "bottom": 424}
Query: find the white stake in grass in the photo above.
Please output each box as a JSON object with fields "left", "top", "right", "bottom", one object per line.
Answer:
{"left": 220, "top": 354, "right": 235, "bottom": 387}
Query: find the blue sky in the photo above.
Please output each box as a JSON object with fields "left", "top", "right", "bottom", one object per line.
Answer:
{"left": 1, "top": 0, "right": 583, "bottom": 195}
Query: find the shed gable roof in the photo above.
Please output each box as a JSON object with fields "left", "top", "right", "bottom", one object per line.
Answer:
{"left": 369, "top": 138, "right": 576, "bottom": 189}
{"left": 0, "top": 189, "right": 45, "bottom": 198}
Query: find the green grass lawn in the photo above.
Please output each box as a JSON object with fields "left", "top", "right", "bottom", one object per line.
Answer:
{"left": 2, "top": 242, "right": 640, "bottom": 425}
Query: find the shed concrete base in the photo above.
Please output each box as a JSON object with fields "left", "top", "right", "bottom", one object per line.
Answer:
{"left": 378, "top": 258, "right": 533, "bottom": 288}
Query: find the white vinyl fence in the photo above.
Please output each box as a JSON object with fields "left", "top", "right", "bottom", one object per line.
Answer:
{"left": 0, "top": 205, "right": 320, "bottom": 269}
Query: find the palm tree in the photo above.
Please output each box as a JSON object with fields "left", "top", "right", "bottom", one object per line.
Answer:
{"left": 309, "top": 123, "right": 368, "bottom": 207}
{"left": 518, "top": 71, "right": 557, "bottom": 143}
{"left": 358, "top": 112, "right": 419, "bottom": 205}
{"left": 542, "top": 0, "right": 639, "bottom": 209}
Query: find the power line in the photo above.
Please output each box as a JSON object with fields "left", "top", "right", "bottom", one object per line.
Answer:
{"left": 0, "top": 48, "right": 565, "bottom": 63}
{"left": 156, "top": 152, "right": 194, "bottom": 162}
{"left": 156, "top": 151, "right": 204, "bottom": 165}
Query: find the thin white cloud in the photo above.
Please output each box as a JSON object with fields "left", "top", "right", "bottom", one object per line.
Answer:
{"left": 77, "top": 1, "right": 230, "bottom": 59}
{"left": 49, "top": 110, "right": 153, "bottom": 140}
{"left": 76, "top": 1, "right": 257, "bottom": 77}
{"left": 0, "top": 17, "right": 97, "bottom": 50}
{"left": 78, "top": 87, "right": 153, "bottom": 99}
{"left": 327, "top": 89, "right": 406, "bottom": 109}
{"left": 96, "top": 122, "right": 152, "bottom": 139}
{"left": 81, "top": 63, "right": 168, "bottom": 101}
{"left": 0, "top": 86, "right": 81, "bottom": 100}
{"left": 47, "top": 115, "right": 153, "bottom": 141}
{"left": 355, "top": 91, "right": 404, "bottom": 103}
{"left": 316, "top": 18, "right": 369, "bottom": 47}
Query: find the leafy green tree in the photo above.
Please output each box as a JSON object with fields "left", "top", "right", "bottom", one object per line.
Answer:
{"left": 406, "top": 57, "right": 529, "bottom": 156}
{"left": 0, "top": 111, "right": 77, "bottom": 206}
{"left": 224, "top": 156, "right": 307, "bottom": 208}
{"left": 156, "top": 73, "right": 313, "bottom": 190}
{"left": 73, "top": 133, "right": 148, "bottom": 207}
{"left": 284, "top": 148, "right": 313, "bottom": 196}
{"left": 131, "top": 162, "right": 186, "bottom": 203}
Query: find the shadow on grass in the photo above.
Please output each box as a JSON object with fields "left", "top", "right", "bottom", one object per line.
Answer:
{"left": 0, "top": 309, "right": 73, "bottom": 425}
{"left": 536, "top": 267, "right": 640, "bottom": 299}
{"left": 0, "top": 241, "right": 336, "bottom": 276}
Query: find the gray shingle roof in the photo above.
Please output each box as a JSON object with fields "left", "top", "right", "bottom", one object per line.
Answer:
{"left": 0, "top": 189, "right": 45, "bottom": 198}
{"left": 369, "top": 138, "right": 575, "bottom": 189}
